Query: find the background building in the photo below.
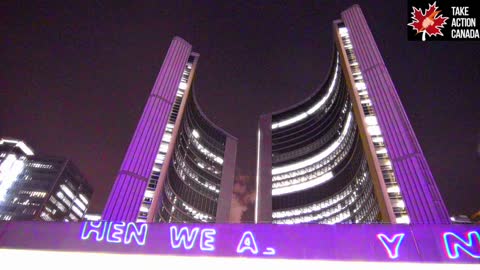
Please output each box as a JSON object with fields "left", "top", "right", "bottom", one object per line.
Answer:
{"left": 470, "top": 210, "right": 480, "bottom": 224}
{"left": 450, "top": 215, "right": 473, "bottom": 224}
{"left": 103, "top": 37, "right": 237, "bottom": 223}
{"left": 255, "top": 5, "right": 450, "bottom": 225}
{"left": 83, "top": 213, "right": 102, "bottom": 221}
{"left": 0, "top": 138, "right": 92, "bottom": 221}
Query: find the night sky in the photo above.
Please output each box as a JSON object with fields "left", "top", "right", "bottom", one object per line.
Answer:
{"left": 1, "top": 1, "right": 478, "bottom": 217}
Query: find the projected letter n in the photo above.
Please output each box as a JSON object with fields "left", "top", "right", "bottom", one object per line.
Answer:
{"left": 443, "top": 231, "right": 480, "bottom": 259}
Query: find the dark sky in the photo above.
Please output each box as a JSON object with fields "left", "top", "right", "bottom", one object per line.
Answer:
{"left": 1, "top": 1, "right": 479, "bottom": 216}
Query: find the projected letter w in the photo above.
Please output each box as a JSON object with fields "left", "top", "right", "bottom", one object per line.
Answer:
{"left": 170, "top": 226, "right": 199, "bottom": 250}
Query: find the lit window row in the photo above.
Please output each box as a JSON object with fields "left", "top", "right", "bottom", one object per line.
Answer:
{"left": 396, "top": 215, "right": 410, "bottom": 224}
{"left": 143, "top": 190, "right": 154, "bottom": 199}
{"left": 159, "top": 142, "right": 170, "bottom": 154}
{"left": 272, "top": 55, "right": 341, "bottom": 129}
{"left": 69, "top": 213, "right": 79, "bottom": 221}
{"left": 177, "top": 66, "right": 192, "bottom": 94}
{"left": 79, "top": 194, "right": 89, "bottom": 205}
{"left": 174, "top": 160, "right": 220, "bottom": 194}
{"left": 60, "top": 184, "right": 75, "bottom": 200}
{"left": 40, "top": 212, "right": 53, "bottom": 221}
{"left": 0, "top": 139, "right": 34, "bottom": 156}
{"left": 387, "top": 185, "right": 400, "bottom": 193}
{"left": 273, "top": 160, "right": 374, "bottom": 224}
{"left": 49, "top": 196, "right": 67, "bottom": 213}
{"left": 272, "top": 102, "right": 350, "bottom": 176}
{"left": 272, "top": 112, "right": 354, "bottom": 175}
{"left": 322, "top": 210, "right": 352, "bottom": 224}
{"left": 272, "top": 102, "right": 348, "bottom": 164}
{"left": 174, "top": 133, "right": 222, "bottom": 177}
{"left": 71, "top": 205, "right": 84, "bottom": 218}
{"left": 169, "top": 196, "right": 178, "bottom": 223}
{"left": 273, "top": 168, "right": 370, "bottom": 220}
{"left": 353, "top": 195, "right": 378, "bottom": 223}
{"left": 181, "top": 202, "right": 213, "bottom": 222}
{"left": 27, "top": 162, "right": 53, "bottom": 169}
{"left": 352, "top": 181, "right": 374, "bottom": 214}
{"left": 56, "top": 191, "right": 72, "bottom": 208}
{"left": 272, "top": 172, "right": 334, "bottom": 196}
{"left": 43, "top": 206, "right": 57, "bottom": 216}
{"left": 191, "top": 135, "right": 224, "bottom": 165}
{"left": 273, "top": 184, "right": 353, "bottom": 219}
{"left": 163, "top": 183, "right": 213, "bottom": 222}
{"left": 0, "top": 215, "right": 13, "bottom": 221}
{"left": 60, "top": 184, "right": 87, "bottom": 211}
{"left": 18, "top": 190, "right": 47, "bottom": 198}
{"left": 272, "top": 120, "right": 356, "bottom": 189}
{"left": 193, "top": 160, "right": 221, "bottom": 175}
{"left": 274, "top": 203, "right": 352, "bottom": 224}
{"left": 0, "top": 154, "right": 25, "bottom": 201}
{"left": 74, "top": 197, "right": 87, "bottom": 211}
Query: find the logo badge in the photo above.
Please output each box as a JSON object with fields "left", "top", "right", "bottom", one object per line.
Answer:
{"left": 408, "top": 2, "right": 449, "bottom": 41}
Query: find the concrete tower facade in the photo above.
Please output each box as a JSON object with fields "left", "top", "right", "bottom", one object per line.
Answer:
{"left": 255, "top": 5, "right": 449, "bottom": 225}
{"left": 103, "top": 37, "right": 237, "bottom": 222}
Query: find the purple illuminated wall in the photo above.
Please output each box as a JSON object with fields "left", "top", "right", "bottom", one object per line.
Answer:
{"left": 341, "top": 5, "right": 450, "bottom": 224}
{"left": 103, "top": 37, "right": 192, "bottom": 221}
{"left": 0, "top": 222, "right": 478, "bottom": 264}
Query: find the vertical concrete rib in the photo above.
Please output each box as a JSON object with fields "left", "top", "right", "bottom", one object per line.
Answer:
{"left": 103, "top": 37, "right": 192, "bottom": 221}
{"left": 341, "top": 5, "right": 450, "bottom": 223}
{"left": 256, "top": 114, "right": 273, "bottom": 223}
{"left": 216, "top": 136, "right": 238, "bottom": 222}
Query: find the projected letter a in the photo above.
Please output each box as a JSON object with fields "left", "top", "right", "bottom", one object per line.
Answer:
{"left": 236, "top": 231, "right": 259, "bottom": 254}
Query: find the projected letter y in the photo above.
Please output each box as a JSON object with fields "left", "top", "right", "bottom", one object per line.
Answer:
{"left": 377, "top": 233, "right": 405, "bottom": 259}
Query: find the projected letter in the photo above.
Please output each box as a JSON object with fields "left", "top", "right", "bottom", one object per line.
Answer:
{"left": 377, "top": 233, "right": 405, "bottom": 259}
{"left": 443, "top": 231, "right": 480, "bottom": 259}
{"left": 81, "top": 221, "right": 107, "bottom": 241}
{"left": 123, "top": 223, "right": 148, "bottom": 245}
{"left": 106, "top": 222, "right": 126, "bottom": 243}
{"left": 170, "top": 226, "right": 200, "bottom": 250}
{"left": 200, "top": 229, "right": 216, "bottom": 251}
{"left": 237, "top": 231, "right": 259, "bottom": 255}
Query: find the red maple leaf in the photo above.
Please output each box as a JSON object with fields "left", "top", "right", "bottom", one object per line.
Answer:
{"left": 408, "top": 2, "right": 448, "bottom": 37}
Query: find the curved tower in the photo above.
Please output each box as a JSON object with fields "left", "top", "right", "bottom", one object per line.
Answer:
{"left": 255, "top": 5, "right": 450, "bottom": 224}
{"left": 103, "top": 37, "right": 237, "bottom": 222}
{"left": 156, "top": 90, "right": 237, "bottom": 222}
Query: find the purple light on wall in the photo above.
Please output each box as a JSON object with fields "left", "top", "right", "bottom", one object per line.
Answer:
{"left": 0, "top": 222, "right": 478, "bottom": 264}
{"left": 103, "top": 37, "right": 192, "bottom": 221}
{"left": 341, "top": 5, "right": 450, "bottom": 224}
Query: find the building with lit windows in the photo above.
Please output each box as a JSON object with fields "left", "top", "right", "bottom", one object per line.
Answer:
{"left": 103, "top": 37, "right": 237, "bottom": 223}
{"left": 84, "top": 213, "right": 102, "bottom": 221}
{"left": 0, "top": 138, "right": 92, "bottom": 221}
{"left": 255, "top": 5, "right": 450, "bottom": 225}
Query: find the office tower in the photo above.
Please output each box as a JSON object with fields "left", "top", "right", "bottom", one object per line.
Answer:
{"left": 255, "top": 5, "right": 450, "bottom": 225}
{"left": 0, "top": 138, "right": 92, "bottom": 221}
{"left": 103, "top": 37, "right": 237, "bottom": 223}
